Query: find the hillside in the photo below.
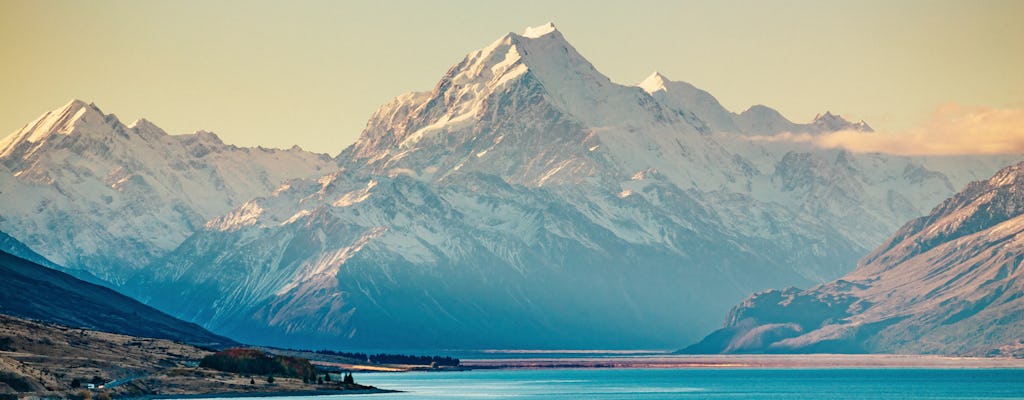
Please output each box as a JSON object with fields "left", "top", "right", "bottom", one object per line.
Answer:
{"left": 0, "top": 314, "right": 211, "bottom": 397}
{"left": 683, "top": 161, "right": 1024, "bottom": 356}
{"left": 0, "top": 236, "right": 234, "bottom": 348}
{"left": 0, "top": 315, "right": 386, "bottom": 398}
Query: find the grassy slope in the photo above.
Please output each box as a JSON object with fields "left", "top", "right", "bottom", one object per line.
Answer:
{"left": 0, "top": 315, "right": 385, "bottom": 398}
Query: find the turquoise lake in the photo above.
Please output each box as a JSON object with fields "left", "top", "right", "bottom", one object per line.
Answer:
{"left": 239, "top": 368, "right": 1024, "bottom": 399}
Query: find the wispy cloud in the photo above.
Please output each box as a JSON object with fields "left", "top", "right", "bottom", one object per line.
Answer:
{"left": 750, "top": 104, "right": 1024, "bottom": 155}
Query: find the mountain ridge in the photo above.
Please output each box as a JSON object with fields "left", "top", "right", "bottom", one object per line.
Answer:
{"left": 682, "top": 161, "right": 1024, "bottom": 356}
{"left": 0, "top": 99, "right": 336, "bottom": 282}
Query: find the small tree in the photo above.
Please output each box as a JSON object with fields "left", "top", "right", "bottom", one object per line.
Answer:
{"left": 266, "top": 375, "right": 275, "bottom": 384}
{"left": 343, "top": 373, "right": 354, "bottom": 385}
{"left": 317, "top": 377, "right": 324, "bottom": 385}
{"left": 249, "top": 377, "right": 255, "bottom": 385}
{"left": 71, "top": 378, "right": 82, "bottom": 388}
{"left": 324, "top": 372, "right": 331, "bottom": 382}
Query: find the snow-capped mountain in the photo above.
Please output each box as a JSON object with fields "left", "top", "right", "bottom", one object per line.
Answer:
{"left": 683, "top": 161, "right": 1024, "bottom": 356}
{"left": 0, "top": 100, "right": 335, "bottom": 282}
{"left": 116, "top": 24, "right": 1018, "bottom": 349}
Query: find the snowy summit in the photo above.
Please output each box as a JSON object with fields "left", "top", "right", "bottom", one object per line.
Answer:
{"left": 522, "top": 22, "right": 558, "bottom": 38}
{"left": 638, "top": 71, "right": 671, "bottom": 94}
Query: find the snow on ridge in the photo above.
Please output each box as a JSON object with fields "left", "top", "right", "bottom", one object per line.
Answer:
{"left": 638, "top": 71, "right": 670, "bottom": 94}
{"left": 275, "top": 226, "right": 387, "bottom": 297}
{"left": 281, "top": 209, "right": 312, "bottom": 226}
{"left": 522, "top": 22, "right": 557, "bottom": 38}
{"left": 0, "top": 99, "right": 109, "bottom": 158}
{"left": 333, "top": 180, "right": 377, "bottom": 207}
{"left": 205, "top": 201, "right": 264, "bottom": 231}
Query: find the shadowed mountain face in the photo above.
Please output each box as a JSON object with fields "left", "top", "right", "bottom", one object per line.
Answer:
{"left": 0, "top": 24, "right": 1020, "bottom": 350}
{"left": 683, "top": 162, "right": 1024, "bottom": 356}
{"left": 0, "top": 232, "right": 235, "bottom": 349}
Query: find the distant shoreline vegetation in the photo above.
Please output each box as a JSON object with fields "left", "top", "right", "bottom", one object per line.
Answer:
{"left": 312, "top": 349, "right": 461, "bottom": 367}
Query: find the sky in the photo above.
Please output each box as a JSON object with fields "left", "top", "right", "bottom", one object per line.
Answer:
{"left": 0, "top": 0, "right": 1021, "bottom": 155}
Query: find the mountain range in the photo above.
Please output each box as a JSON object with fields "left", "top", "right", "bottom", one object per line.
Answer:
{"left": 683, "top": 161, "right": 1024, "bottom": 356}
{"left": 0, "top": 23, "right": 1019, "bottom": 350}
{"left": 0, "top": 100, "right": 334, "bottom": 283}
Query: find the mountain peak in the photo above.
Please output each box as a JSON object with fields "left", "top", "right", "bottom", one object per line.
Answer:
{"left": 639, "top": 71, "right": 670, "bottom": 93}
{"left": 522, "top": 22, "right": 558, "bottom": 38}
{"left": 127, "top": 117, "right": 163, "bottom": 134}
{"left": 812, "top": 110, "right": 874, "bottom": 132}
{"left": 812, "top": 110, "right": 838, "bottom": 122}
{"left": 0, "top": 99, "right": 112, "bottom": 158}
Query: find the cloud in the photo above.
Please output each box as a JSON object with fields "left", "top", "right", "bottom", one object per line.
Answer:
{"left": 751, "top": 104, "right": 1024, "bottom": 155}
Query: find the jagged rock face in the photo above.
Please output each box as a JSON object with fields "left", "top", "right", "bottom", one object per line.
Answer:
{"left": 0, "top": 100, "right": 335, "bottom": 282}
{"left": 683, "top": 162, "right": 1024, "bottom": 356}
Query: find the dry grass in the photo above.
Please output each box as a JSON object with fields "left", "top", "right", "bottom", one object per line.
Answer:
{"left": 0, "top": 314, "right": 210, "bottom": 397}
{"left": 0, "top": 315, "right": 385, "bottom": 398}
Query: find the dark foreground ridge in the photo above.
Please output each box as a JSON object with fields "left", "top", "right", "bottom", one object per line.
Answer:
{"left": 0, "top": 232, "right": 234, "bottom": 349}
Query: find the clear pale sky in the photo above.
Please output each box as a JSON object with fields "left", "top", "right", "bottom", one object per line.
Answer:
{"left": 1, "top": 0, "right": 1021, "bottom": 154}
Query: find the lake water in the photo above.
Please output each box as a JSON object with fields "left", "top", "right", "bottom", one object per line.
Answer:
{"left": 325, "top": 368, "right": 1024, "bottom": 399}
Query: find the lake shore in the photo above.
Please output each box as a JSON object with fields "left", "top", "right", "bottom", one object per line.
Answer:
{"left": 460, "top": 353, "right": 1024, "bottom": 369}
{"left": 136, "top": 388, "right": 398, "bottom": 399}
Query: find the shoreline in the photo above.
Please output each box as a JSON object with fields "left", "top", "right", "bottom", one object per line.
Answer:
{"left": 134, "top": 388, "right": 399, "bottom": 399}
{"left": 459, "top": 353, "right": 1024, "bottom": 370}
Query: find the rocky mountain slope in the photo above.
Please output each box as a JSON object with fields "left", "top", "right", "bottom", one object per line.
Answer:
{"left": 0, "top": 231, "right": 234, "bottom": 348}
{"left": 115, "top": 24, "right": 1019, "bottom": 349}
{"left": 0, "top": 100, "right": 335, "bottom": 282}
{"left": 682, "top": 162, "right": 1024, "bottom": 356}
